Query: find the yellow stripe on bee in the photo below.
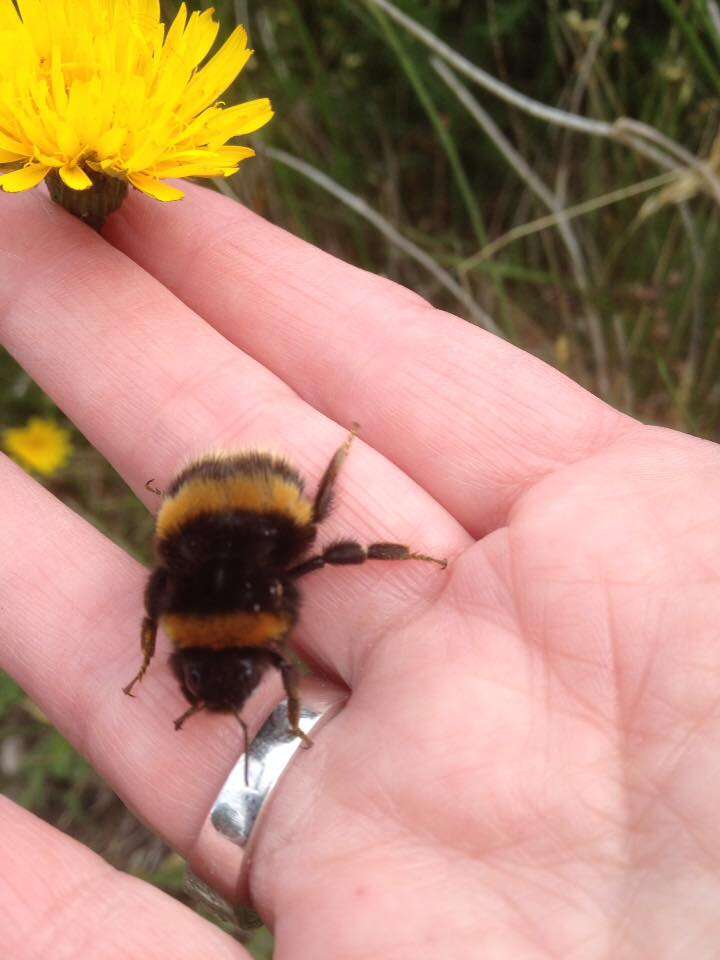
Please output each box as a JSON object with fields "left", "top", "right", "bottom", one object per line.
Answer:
{"left": 161, "top": 611, "right": 291, "bottom": 650}
{"left": 156, "top": 474, "right": 313, "bottom": 539}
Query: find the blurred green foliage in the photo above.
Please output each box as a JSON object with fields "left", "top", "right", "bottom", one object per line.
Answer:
{"left": 2, "top": 1, "right": 720, "bottom": 955}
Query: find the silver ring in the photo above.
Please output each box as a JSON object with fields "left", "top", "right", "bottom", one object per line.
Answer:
{"left": 188, "top": 678, "right": 346, "bottom": 930}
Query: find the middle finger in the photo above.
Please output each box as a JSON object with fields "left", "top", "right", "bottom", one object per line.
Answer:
{"left": 0, "top": 191, "right": 469, "bottom": 682}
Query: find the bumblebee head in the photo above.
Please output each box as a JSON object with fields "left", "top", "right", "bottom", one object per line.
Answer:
{"left": 170, "top": 647, "right": 270, "bottom": 712}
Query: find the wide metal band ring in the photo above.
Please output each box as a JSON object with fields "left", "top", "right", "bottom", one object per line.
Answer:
{"left": 187, "top": 678, "right": 347, "bottom": 930}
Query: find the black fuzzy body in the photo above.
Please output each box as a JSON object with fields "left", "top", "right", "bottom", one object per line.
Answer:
{"left": 147, "top": 453, "right": 317, "bottom": 714}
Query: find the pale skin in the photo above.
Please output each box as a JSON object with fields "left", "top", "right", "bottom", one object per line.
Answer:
{"left": 1, "top": 182, "right": 719, "bottom": 960}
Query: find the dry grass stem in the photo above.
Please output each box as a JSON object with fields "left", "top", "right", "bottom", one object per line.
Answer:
{"left": 432, "top": 56, "right": 610, "bottom": 394}
{"left": 459, "top": 172, "right": 678, "bottom": 270}
{"left": 261, "top": 146, "right": 501, "bottom": 334}
{"left": 364, "top": 0, "right": 614, "bottom": 136}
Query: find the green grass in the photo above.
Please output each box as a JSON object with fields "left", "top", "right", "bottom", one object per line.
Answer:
{"left": 2, "top": 2, "right": 720, "bottom": 954}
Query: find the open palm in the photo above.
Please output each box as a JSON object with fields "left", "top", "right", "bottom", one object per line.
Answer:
{"left": 2, "top": 184, "right": 717, "bottom": 960}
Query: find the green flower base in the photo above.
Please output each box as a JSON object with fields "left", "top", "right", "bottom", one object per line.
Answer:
{"left": 46, "top": 168, "right": 128, "bottom": 230}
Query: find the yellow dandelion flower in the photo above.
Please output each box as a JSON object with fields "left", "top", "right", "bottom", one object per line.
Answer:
{"left": 3, "top": 417, "right": 73, "bottom": 476}
{"left": 0, "top": 0, "right": 272, "bottom": 225}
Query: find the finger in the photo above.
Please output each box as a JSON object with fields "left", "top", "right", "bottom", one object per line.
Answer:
{"left": 0, "top": 457, "right": 260, "bottom": 872}
{"left": 105, "top": 183, "right": 631, "bottom": 535}
{"left": 0, "top": 798, "right": 247, "bottom": 959}
{"left": 0, "top": 192, "right": 469, "bottom": 680}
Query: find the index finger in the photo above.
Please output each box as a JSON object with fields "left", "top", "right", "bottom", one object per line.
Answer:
{"left": 106, "top": 183, "right": 632, "bottom": 536}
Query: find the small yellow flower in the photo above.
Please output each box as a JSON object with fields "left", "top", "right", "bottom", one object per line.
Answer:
{"left": 3, "top": 417, "right": 73, "bottom": 476}
{"left": 0, "top": 0, "right": 272, "bottom": 205}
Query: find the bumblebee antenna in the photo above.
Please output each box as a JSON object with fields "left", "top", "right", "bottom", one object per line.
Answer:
{"left": 235, "top": 712, "right": 250, "bottom": 786}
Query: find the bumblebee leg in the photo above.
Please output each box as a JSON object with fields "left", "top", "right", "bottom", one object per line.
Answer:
{"left": 174, "top": 702, "right": 204, "bottom": 730}
{"left": 122, "top": 616, "right": 157, "bottom": 696}
{"left": 234, "top": 713, "right": 250, "bottom": 785}
{"left": 144, "top": 478, "right": 163, "bottom": 496}
{"left": 289, "top": 539, "right": 447, "bottom": 578}
{"left": 367, "top": 542, "right": 447, "bottom": 567}
{"left": 312, "top": 423, "right": 359, "bottom": 523}
{"left": 123, "top": 566, "right": 168, "bottom": 696}
{"left": 270, "top": 652, "right": 313, "bottom": 748}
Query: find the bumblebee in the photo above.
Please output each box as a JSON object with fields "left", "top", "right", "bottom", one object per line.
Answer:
{"left": 123, "top": 427, "right": 446, "bottom": 744}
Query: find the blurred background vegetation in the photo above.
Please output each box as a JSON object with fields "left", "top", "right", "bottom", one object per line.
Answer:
{"left": 2, "top": 0, "right": 720, "bottom": 953}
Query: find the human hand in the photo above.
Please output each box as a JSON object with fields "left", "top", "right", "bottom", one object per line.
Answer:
{"left": 1, "top": 183, "right": 717, "bottom": 959}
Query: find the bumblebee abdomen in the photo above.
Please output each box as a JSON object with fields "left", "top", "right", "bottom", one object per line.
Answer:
{"left": 160, "top": 567, "right": 300, "bottom": 652}
{"left": 161, "top": 609, "right": 293, "bottom": 650}
{"left": 156, "top": 451, "right": 313, "bottom": 541}
{"left": 152, "top": 452, "right": 311, "bottom": 654}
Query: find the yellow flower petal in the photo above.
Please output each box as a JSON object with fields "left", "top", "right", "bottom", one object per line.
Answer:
{"left": 149, "top": 162, "right": 229, "bottom": 178}
{"left": 160, "top": 2, "right": 188, "bottom": 66}
{"left": 0, "top": 162, "right": 49, "bottom": 192}
{"left": 0, "top": 131, "right": 28, "bottom": 155}
{"left": 59, "top": 163, "right": 93, "bottom": 190}
{"left": 0, "top": 0, "right": 20, "bottom": 29}
{"left": 126, "top": 140, "right": 165, "bottom": 173}
{"left": 181, "top": 25, "right": 251, "bottom": 117}
{"left": 34, "top": 149, "right": 69, "bottom": 168}
{"left": 50, "top": 44, "right": 68, "bottom": 113}
{"left": 128, "top": 172, "right": 184, "bottom": 201}
{"left": 134, "top": 0, "right": 161, "bottom": 33}
{"left": 216, "top": 145, "right": 256, "bottom": 163}
{"left": 205, "top": 98, "right": 274, "bottom": 139}
{"left": 96, "top": 127, "right": 127, "bottom": 156}
{"left": 184, "top": 9, "right": 221, "bottom": 69}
